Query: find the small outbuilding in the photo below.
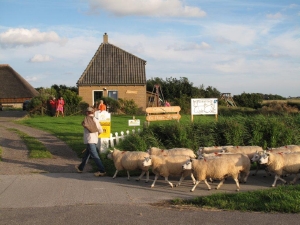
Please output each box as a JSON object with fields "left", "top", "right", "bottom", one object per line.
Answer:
{"left": 0, "top": 64, "right": 39, "bottom": 108}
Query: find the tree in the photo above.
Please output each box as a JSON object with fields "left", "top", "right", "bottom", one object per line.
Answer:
{"left": 233, "top": 93, "right": 263, "bottom": 109}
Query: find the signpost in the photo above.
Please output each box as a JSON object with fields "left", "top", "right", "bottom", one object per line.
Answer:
{"left": 191, "top": 98, "right": 218, "bottom": 122}
{"left": 145, "top": 106, "right": 181, "bottom": 124}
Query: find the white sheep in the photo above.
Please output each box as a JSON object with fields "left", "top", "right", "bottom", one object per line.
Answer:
{"left": 267, "top": 145, "right": 300, "bottom": 152}
{"left": 250, "top": 150, "right": 272, "bottom": 176}
{"left": 147, "top": 147, "right": 196, "bottom": 158}
{"left": 259, "top": 151, "right": 300, "bottom": 187}
{"left": 197, "top": 146, "right": 233, "bottom": 155}
{"left": 142, "top": 155, "right": 196, "bottom": 188}
{"left": 221, "top": 146, "right": 263, "bottom": 159}
{"left": 108, "top": 148, "right": 150, "bottom": 182}
{"left": 182, "top": 153, "right": 251, "bottom": 192}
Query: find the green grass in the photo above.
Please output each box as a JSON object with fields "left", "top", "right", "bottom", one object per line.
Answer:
{"left": 16, "top": 114, "right": 215, "bottom": 156}
{"left": 8, "top": 128, "right": 52, "bottom": 158}
{"left": 171, "top": 185, "right": 300, "bottom": 213}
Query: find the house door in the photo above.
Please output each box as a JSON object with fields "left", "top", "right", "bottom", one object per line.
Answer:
{"left": 94, "top": 91, "right": 103, "bottom": 104}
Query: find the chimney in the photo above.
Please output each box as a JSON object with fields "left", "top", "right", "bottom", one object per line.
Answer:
{"left": 103, "top": 33, "right": 108, "bottom": 44}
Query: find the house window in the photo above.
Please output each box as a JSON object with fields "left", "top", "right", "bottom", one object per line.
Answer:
{"left": 108, "top": 91, "right": 118, "bottom": 100}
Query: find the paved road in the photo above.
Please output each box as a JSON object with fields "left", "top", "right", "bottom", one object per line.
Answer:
{"left": 1, "top": 111, "right": 300, "bottom": 224}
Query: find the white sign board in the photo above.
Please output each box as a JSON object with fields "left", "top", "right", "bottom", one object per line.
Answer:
{"left": 95, "top": 110, "right": 111, "bottom": 121}
{"left": 128, "top": 119, "right": 140, "bottom": 126}
{"left": 191, "top": 98, "right": 218, "bottom": 115}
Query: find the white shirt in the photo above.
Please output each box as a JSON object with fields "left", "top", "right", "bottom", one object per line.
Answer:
{"left": 83, "top": 114, "right": 103, "bottom": 144}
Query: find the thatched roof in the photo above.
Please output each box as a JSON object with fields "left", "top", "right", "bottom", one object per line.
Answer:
{"left": 0, "top": 64, "right": 39, "bottom": 100}
{"left": 77, "top": 33, "right": 146, "bottom": 86}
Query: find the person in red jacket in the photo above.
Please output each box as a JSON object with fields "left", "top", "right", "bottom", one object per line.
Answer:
{"left": 49, "top": 97, "right": 56, "bottom": 117}
{"left": 56, "top": 97, "right": 65, "bottom": 117}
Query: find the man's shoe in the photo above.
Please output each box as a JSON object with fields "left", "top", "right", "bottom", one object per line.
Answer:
{"left": 94, "top": 171, "right": 106, "bottom": 177}
{"left": 75, "top": 165, "right": 82, "bottom": 173}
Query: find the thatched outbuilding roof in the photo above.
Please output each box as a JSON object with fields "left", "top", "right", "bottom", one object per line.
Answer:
{"left": 77, "top": 33, "right": 146, "bottom": 86}
{"left": 0, "top": 64, "right": 39, "bottom": 103}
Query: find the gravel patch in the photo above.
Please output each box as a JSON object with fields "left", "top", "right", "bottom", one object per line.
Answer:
{"left": 0, "top": 111, "right": 92, "bottom": 174}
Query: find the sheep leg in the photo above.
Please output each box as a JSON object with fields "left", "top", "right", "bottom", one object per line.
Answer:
{"left": 164, "top": 177, "right": 174, "bottom": 188}
{"left": 175, "top": 175, "right": 185, "bottom": 187}
{"left": 127, "top": 171, "right": 130, "bottom": 181}
{"left": 272, "top": 174, "right": 287, "bottom": 187}
{"left": 145, "top": 171, "right": 149, "bottom": 183}
{"left": 289, "top": 174, "right": 299, "bottom": 185}
{"left": 151, "top": 174, "right": 159, "bottom": 188}
{"left": 136, "top": 171, "right": 146, "bottom": 181}
{"left": 191, "top": 173, "right": 196, "bottom": 185}
{"left": 233, "top": 178, "right": 240, "bottom": 191}
{"left": 240, "top": 171, "right": 250, "bottom": 183}
{"left": 203, "top": 179, "right": 211, "bottom": 190}
{"left": 216, "top": 179, "right": 225, "bottom": 190}
{"left": 112, "top": 170, "right": 119, "bottom": 179}
{"left": 190, "top": 180, "right": 201, "bottom": 192}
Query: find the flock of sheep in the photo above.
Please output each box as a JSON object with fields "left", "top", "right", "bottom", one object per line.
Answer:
{"left": 107, "top": 145, "right": 300, "bottom": 192}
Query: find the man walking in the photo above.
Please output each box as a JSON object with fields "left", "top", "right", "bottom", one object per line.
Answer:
{"left": 75, "top": 107, "right": 106, "bottom": 176}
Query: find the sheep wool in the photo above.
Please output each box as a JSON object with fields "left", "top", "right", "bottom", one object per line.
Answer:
{"left": 147, "top": 147, "right": 196, "bottom": 158}
{"left": 222, "top": 146, "right": 263, "bottom": 159}
{"left": 185, "top": 153, "right": 250, "bottom": 192}
{"left": 143, "top": 155, "right": 195, "bottom": 188}
{"left": 109, "top": 148, "right": 150, "bottom": 182}
{"left": 259, "top": 152, "right": 300, "bottom": 187}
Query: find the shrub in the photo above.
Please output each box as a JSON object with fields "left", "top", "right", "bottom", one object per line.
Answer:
{"left": 118, "top": 98, "right": 139, "bottom": 115}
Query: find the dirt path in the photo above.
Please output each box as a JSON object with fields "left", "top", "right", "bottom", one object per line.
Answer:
{"left": 0, "top": 111, "right": 92, "bottom": 174}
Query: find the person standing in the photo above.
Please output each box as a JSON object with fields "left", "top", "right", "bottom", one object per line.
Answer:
{"left": 49, "top": 97, "right": 56, "bottom": 117}
{"left": 56, "top": 97, "right": 65, "bottom": 117}
{"left": 164, "top": 100, "right": 171, "bottom": 107}
{"left": 98, "top": 100, "right": 106, "bottom": 112}
{"left": 75, "top": 107, "right": 106, "bottom": 176}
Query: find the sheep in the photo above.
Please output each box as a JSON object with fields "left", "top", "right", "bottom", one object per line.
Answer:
{"left": 108, "top": 148, "right": 150, "bottom": 182}
{"left": 250, "top": 150, "right": 273, "bottom": 177}
{"left": 221, "top": 146, "right": 263, "bottom": 159}
{"left": 142, "top": 155, "right": 196, "bottom": 188}
{"left": 197, "top": 146, "right": 233, "bottom": 155}
{"left": 147, "top": 147, "right": 196, "bottom": 158}
{"left": 182, "top": 153, "right": 251, "bottom": 192}
{"left": 259, "top": 151, "right": 300, "bottom": 187}
{"left": 267, "top": 145, "right": 300, "bottom": 152}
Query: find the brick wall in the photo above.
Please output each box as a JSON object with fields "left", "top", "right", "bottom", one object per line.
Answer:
{"left": 79, "top": 85, "right": 147, "bottom": 111}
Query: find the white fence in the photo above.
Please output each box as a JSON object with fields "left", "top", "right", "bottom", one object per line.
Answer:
{"left": 98, "top": 128, "right": 141, "bottom": 153}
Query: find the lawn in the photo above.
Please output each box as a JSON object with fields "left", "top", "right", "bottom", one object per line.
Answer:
{"left": 17, "top": 114, "right": 215, "bottom": 156}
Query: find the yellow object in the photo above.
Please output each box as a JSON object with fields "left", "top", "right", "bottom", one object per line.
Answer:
{"left": 99, "top": 122, "right": 111, "bottom": 138}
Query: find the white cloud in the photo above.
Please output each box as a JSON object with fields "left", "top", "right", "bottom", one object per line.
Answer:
{"left": 268, "top": 30, "right": 300, "bottom": 57}
{"left": 266, "top": 12, "right": 283, "bottom": 19}
{"left": 25, "top": 76, "right": 38, "bottom": 82}
{"left": 167, "top": 41, "right": 211, "bottom": 51}
{"left": 29, "top": 54, "right": 53, "bottom": 63}
{"left": 87, "top": 0, "right": 206, "bottom": 17}
{"left": 209, "top": 24, "right": 257, "bottom": 46}
{"left": 289, "top": 4, "right": 298, "bottom": 9}
{"left": 0, "top": 28, "right": 67, "bottom": 48}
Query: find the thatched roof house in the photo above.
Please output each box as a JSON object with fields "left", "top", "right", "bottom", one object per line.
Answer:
{"left": 0, "top": 64, "right": 39, "bottom": 104}
{"left": 77, "top": 33, "right": 147, "bottom": 111}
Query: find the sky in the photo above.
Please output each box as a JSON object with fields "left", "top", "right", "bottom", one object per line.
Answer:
{"left": 0, "top": 0, "right": 299, "bottom": 97}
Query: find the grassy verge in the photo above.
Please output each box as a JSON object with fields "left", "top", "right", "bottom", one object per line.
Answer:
{"left": 8, "top": 128, "right": 52, "bottom": 158}
{"left": 171, "top": 185, "right": 300, "bottom": 213}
